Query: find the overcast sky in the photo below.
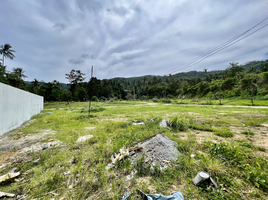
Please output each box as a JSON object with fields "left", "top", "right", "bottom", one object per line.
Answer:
{"left": 1, "top": 0, "right": 268, "bottom": 83}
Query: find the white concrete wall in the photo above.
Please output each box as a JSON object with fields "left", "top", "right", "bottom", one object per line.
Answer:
{"left": 0, "top": 82, "right": 43, "bottom": 135}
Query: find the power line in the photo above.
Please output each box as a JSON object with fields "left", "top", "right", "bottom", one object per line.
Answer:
{"left": 165, "top": 17, "right": 268, "bottom": 75}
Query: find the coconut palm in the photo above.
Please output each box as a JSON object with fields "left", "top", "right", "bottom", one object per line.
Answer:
{"left": 12, "top": 67, "right": 27, "bottom": 79}
{"left": 0, "top": 44, "right": 16, "bottom": 66}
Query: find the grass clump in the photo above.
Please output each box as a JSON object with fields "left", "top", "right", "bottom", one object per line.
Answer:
{"left": 214, "top": 128, "right": 234, "bottom": 137}
{"left": 241, "top": 130, "right": 255, "bottom": 135}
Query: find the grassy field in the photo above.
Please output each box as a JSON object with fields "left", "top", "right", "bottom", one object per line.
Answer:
{"left": 1, "top": 101, "right": 268, "bottom": 199}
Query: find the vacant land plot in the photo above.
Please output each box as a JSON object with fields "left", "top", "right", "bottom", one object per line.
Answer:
{"left": 0, "top": 101, "right": 268, "bottom": 199}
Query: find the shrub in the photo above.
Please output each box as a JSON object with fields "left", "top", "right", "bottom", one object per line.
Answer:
{"left": 169, "top": 116, "right": 189, "bottom": 131}
{"left": 161, "top": 99, "right": 172, "bottom": 103}
{"left": 91, "top": 96, "right": 99, "bottom": 102}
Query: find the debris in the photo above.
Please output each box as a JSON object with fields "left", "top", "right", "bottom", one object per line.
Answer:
{"left": 84, "top": 127, "right": 96, "bottom": 130}
{"left": 33, "top": 158, "right": 40, "bottom": 163}
{"left": 76, "top": 135, "right": 94, "bottom": 143}
{"left": 120, "top": 190, "right": 184, "bottom": 200}
{"left": 132, "top": 122, "right": 145, "bottom": 126}
{"left": 111, "top": 147, "right": 129, "bottom": 164}
{"left": 159, "top": 119, "right": 168, "bottom": 128}
{"left": 48, "top": 139, "right": 54, "bottom": 142}
{"left": 19, "top": 141, "right": 61, "bottom": 154}
{"left": 190, "top": 154, "right": 195, "bottom": 158}
{"left": 0, "top": 191, "right": 15, "bottom": 198}
{"left": 17, "top": 194, "right": 27, "bottom": 200}
{"left": 47, "top": 112, "right": 53, "bottom": 114}
{"left": 193, "top": 171, "right": 218, "bottom": 188}
{"left": 0, "top": 172, "right": 20, "bottom": 183}
{"left": 64, "top": 171, "right": 70, "bottom": 176}
{"left": 130, "top": 134, "right": 180, "bottom": 170}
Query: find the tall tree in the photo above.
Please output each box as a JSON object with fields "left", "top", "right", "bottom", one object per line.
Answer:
{"left": 0, "top": 44, "right": 16, "bottom": 66}
{"left": 12, "top": 67, "right": 28, "bottom": 79}
{"left": 65, "top": 69, "right": 86, "bottom": 95}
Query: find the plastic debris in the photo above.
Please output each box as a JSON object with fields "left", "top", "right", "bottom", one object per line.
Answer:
{"left": 120, "top": 190, "right": 184, "bottom": 200}
{"left": 193, "top": 171, "right": 218, "bottom": 188}
{"left": 0, "top": 191, "right": 15, "bottom": 198}
{"left": 64, "top": 171, "right": 70, "bottom": 176}
{"left": 0, "top": 172, "right": 20, "bottom": 183}
{"left": 84, "top": 127, "right": 96, "bottom": 130}
{"left": 33, "top": 158, "right": 40, "bottom": 163}
{"left": 132, "top": 122, "right": 145, "bottom": 126}
{"left": 76, "top": 135, "right": 94, "bottom": 143}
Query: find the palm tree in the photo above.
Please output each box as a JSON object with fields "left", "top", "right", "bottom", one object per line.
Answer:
{"left": 12, "top": 67, "right": 27, "bottom": 79}
{"left": 0, "top": 44, "right": 16, "bottom": 66}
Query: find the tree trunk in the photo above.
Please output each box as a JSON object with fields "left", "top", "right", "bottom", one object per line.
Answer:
{"left": 2, "top": 54, "right": 4, "bottom": 66}
{"left": 219, "top": 97, "right": 221, "bottom": 105}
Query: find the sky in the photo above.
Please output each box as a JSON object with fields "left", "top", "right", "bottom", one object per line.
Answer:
{"left": 0, "top": 0, "right": 268, "bottom": 83}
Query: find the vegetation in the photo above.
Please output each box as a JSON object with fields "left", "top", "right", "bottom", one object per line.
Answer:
{"left": 1, "top": 101, "right": 267, "bottom": 199}
{"left": 1, "top": 44, "right": 268, "bottom": 104}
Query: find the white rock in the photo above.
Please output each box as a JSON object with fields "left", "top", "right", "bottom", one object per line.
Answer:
{"left": 76, "top": 135, "right": 94, "bottom": 143}
{"left": 159, "top": 119, "right": 168, "bottom": 128}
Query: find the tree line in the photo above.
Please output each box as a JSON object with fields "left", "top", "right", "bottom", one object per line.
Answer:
{"left": 1, "top": 43, "right": 268, "bottom": 102}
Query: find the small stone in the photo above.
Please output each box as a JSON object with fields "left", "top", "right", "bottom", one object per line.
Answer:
{"left": 159, "top": 119, "right": 168, "bottom": 128}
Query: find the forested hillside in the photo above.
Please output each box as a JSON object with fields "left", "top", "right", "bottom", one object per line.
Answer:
{"left": 1, "top": 60, "right": 268, "bottom": 102}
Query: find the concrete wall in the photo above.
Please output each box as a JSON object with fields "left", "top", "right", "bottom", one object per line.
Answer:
{"left": 0, "top": 82, "right": 43, "bottom": 135}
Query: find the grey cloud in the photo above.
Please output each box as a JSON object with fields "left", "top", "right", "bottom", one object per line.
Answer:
{"left": 53, "top": 23, "right": 66, "bottom": 32}
{"left": 81, "top": 54, "right": 90, "bottom": 59}
{"left": 1, "top": 0, "right": 267, "bottom": 82}
{"left": 68, "top": 58, "right": 84, "bottom": 65}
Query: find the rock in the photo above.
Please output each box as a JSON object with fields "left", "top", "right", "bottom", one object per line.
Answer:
{"left": 76, "top": 135, "right": 94, "bottom": 143}
{"left": 159, "top": 119, "right": 168, "bottom": 128}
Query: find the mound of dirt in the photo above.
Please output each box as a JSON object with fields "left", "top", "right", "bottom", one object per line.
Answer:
{"left": 130, "top": 134, "right": 180, "bottom": 169}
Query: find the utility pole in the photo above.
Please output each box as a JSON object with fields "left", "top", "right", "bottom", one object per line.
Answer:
{"left": 133, "top": 87, "right": 135, "bottom": 104}
{"left": 88, "top": 65, "right": 93, "bottom": 117}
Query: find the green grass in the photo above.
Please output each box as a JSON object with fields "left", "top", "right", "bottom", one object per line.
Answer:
{"left": 1, "top": 101, "right": 268, "bottom": 199}
{"left": 241, "top": 130, "right": 255, "bottom": 135}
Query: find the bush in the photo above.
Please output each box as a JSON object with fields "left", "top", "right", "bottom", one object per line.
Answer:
{"left": 91, "top": 96, "right": 99, "bottom": 102}
{"left": 169, "top": 116, "right": 189, "bottom": 131}
{"left": 161, "top": 99, "right": 172, "bottom": 103}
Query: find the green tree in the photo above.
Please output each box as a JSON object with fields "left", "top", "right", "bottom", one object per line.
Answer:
{"left": 0, "top": 44, "right": 15, "bottom": 66}
{"left": 65, "top": 69, "right": 86, "bottom": 95}
{"left": 12, "top": 67, "right": 28, "bottom": 79}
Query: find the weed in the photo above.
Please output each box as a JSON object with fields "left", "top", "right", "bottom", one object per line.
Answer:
{"left": 214, "top": 128, "right": 234, "bottom": 137}
{"left": 241, "top": 130, "right": 255, "bottom": 135}
{"left": 169, "top": 116, "right": 189, "bottom": 131}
